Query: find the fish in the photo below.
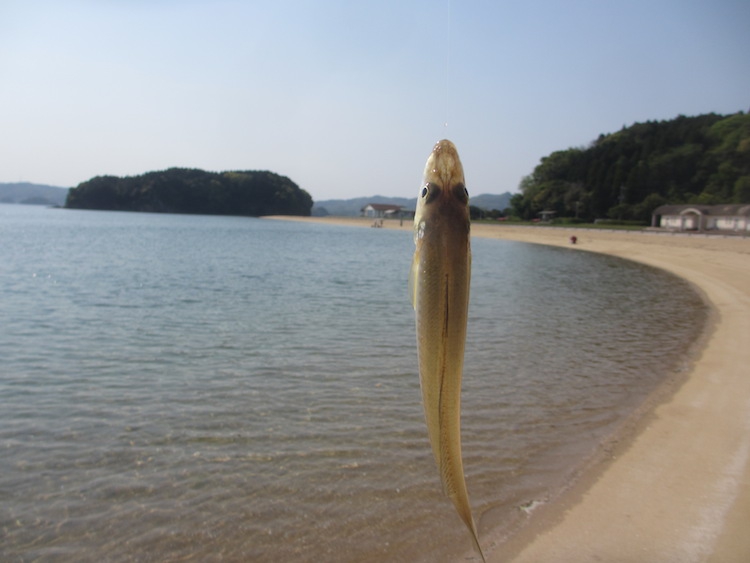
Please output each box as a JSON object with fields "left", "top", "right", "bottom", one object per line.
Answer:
{"left": 409, "top": 139, "right": 485, "bottom": 562}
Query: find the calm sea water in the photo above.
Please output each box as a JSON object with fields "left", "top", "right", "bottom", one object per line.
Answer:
{"left": 0, "top": 204, "right": 706, "bottom": 562}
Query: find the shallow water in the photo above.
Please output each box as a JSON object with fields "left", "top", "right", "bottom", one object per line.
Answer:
{"left": 0, "top": 204, "right": 706, "bottom": 561}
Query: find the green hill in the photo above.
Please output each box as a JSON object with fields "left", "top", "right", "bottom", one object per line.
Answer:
{"left": 65, "top": 168, "right": 312, "bottom": 217}
{"left": 510, "top": 112, "right": 750, "bottom": 222}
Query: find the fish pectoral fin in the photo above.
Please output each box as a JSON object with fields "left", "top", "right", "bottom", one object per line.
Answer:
{"left": 408, "top": 252, "right": 419, "bottom": 310}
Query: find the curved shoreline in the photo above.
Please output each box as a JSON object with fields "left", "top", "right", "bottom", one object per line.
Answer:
{"left": 265, "top": 216, "right": 750, "bottom": 561}
{"left": 479, "top": 225, "right": 750, "bottom": 563}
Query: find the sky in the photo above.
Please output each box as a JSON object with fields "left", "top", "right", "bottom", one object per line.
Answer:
{"left": 1, "top": 0, "right": 749, "bottom": 201}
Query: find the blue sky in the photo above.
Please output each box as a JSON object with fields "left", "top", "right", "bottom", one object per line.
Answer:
{"left": 2, "top": 0, "right": 748, "bottom": 201}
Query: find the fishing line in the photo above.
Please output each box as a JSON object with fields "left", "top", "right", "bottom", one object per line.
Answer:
{"left": 444, "top": 0, "right": 451, "bottom": 129}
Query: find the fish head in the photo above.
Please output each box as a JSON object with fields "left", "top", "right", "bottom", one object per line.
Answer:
{"left": 414, "top": 139, "right": 469, "bottom": 241}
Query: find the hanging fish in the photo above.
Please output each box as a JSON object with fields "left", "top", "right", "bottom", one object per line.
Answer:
{"left": 409, "top": 139, "right": 485, "bottom": 562}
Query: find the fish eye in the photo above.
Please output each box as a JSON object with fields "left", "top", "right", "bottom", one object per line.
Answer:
{"left": 421, "top": 183, "right": 440, "bottom": 202}
{"left": 454, "top": 183, "right": 468, "bottom": 203}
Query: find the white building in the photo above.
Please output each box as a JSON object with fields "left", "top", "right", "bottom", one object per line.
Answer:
{"left": 652, "top": 204, "right": 750, "bottom": 233}
{"left": 361, "top": 203, "right": 403, "bottom": 218}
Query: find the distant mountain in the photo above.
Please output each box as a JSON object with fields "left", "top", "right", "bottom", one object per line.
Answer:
{"left": 471, "top": 192, "right": 513, "bottom": 211}
{"left": 312, "top": 192, "right": 513, "bottom": 216}
{"left": 0, "top": 182, "right": 69, "bottom": 206}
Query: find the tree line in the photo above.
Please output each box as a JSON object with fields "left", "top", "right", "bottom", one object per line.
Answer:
{"left": 510, "top": 112, "right": 750, "bottom": 223}
{"left": 65, "top": 168, "right": 313, "bottom": 217}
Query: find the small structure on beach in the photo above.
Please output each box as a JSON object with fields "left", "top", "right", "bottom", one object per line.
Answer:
{"left": 361, "top": 203, "right": 403, "bottom": 218}
{"left": 538, "top": 210, "right": 557, "bottom": 222}
{"left": 652, "top": 204, "right": 750, "bottom": 233}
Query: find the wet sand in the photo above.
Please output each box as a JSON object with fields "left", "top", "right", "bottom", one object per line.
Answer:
{"left": 265, "top": 216, "right": 750, "bottom": 562}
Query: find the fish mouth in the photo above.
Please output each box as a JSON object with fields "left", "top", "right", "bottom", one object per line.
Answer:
{"left": 425, "top": 140, "right": 465, "bottom": 188}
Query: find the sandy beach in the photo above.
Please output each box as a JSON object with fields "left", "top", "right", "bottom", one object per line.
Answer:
{"left": 268, "top": 216, "right": 750, "bottom": 562}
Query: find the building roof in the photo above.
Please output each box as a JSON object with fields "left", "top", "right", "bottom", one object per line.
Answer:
{"left": 362, "top": 203, "right": 403, "bottom": 211}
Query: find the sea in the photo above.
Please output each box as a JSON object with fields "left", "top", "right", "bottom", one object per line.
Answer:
{"left": 0, "top": 203, "right": 707, "bottom": 562}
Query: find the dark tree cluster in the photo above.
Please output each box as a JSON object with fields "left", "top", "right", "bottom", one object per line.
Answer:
{"left": 510, "top": 112, "right": 750, "bottom": 223}
{"left": 65, "top": 168, "right": 313, "bottom": 217}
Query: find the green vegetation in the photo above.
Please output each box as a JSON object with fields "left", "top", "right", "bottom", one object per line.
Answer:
{"left": 510, "top": 112, "right": 750, "bottom": 223}
{"left": 65, "top": 168, "right": 313, "bottom": 216}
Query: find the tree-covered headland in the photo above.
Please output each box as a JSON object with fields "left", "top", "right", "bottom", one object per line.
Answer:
{"left": 510, "top": 112, "right": 750, "bottom": 223}
{"left": 65, "top": 168, "right": 313, "bottom": 216}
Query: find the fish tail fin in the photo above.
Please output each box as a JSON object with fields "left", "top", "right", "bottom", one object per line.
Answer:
{"left": 469, "top": 524, "right": 486, "bottom": 563}
{"left": 448, "top": 490, "right": 486, "bottom": 562}
{"left": 461, "top": 507, "right": 486, "bottom": 562}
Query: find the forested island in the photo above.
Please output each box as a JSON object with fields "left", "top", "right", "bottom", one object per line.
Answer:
{"left": 65, "top": 168, "right": 313, "bottom": 216}
{"left": 510, "top": 112, "right": 750, "bottom": 222}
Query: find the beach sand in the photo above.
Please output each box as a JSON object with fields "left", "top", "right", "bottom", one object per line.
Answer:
{"left": 266, "top": 216, "right": 750, "bottom": 562}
